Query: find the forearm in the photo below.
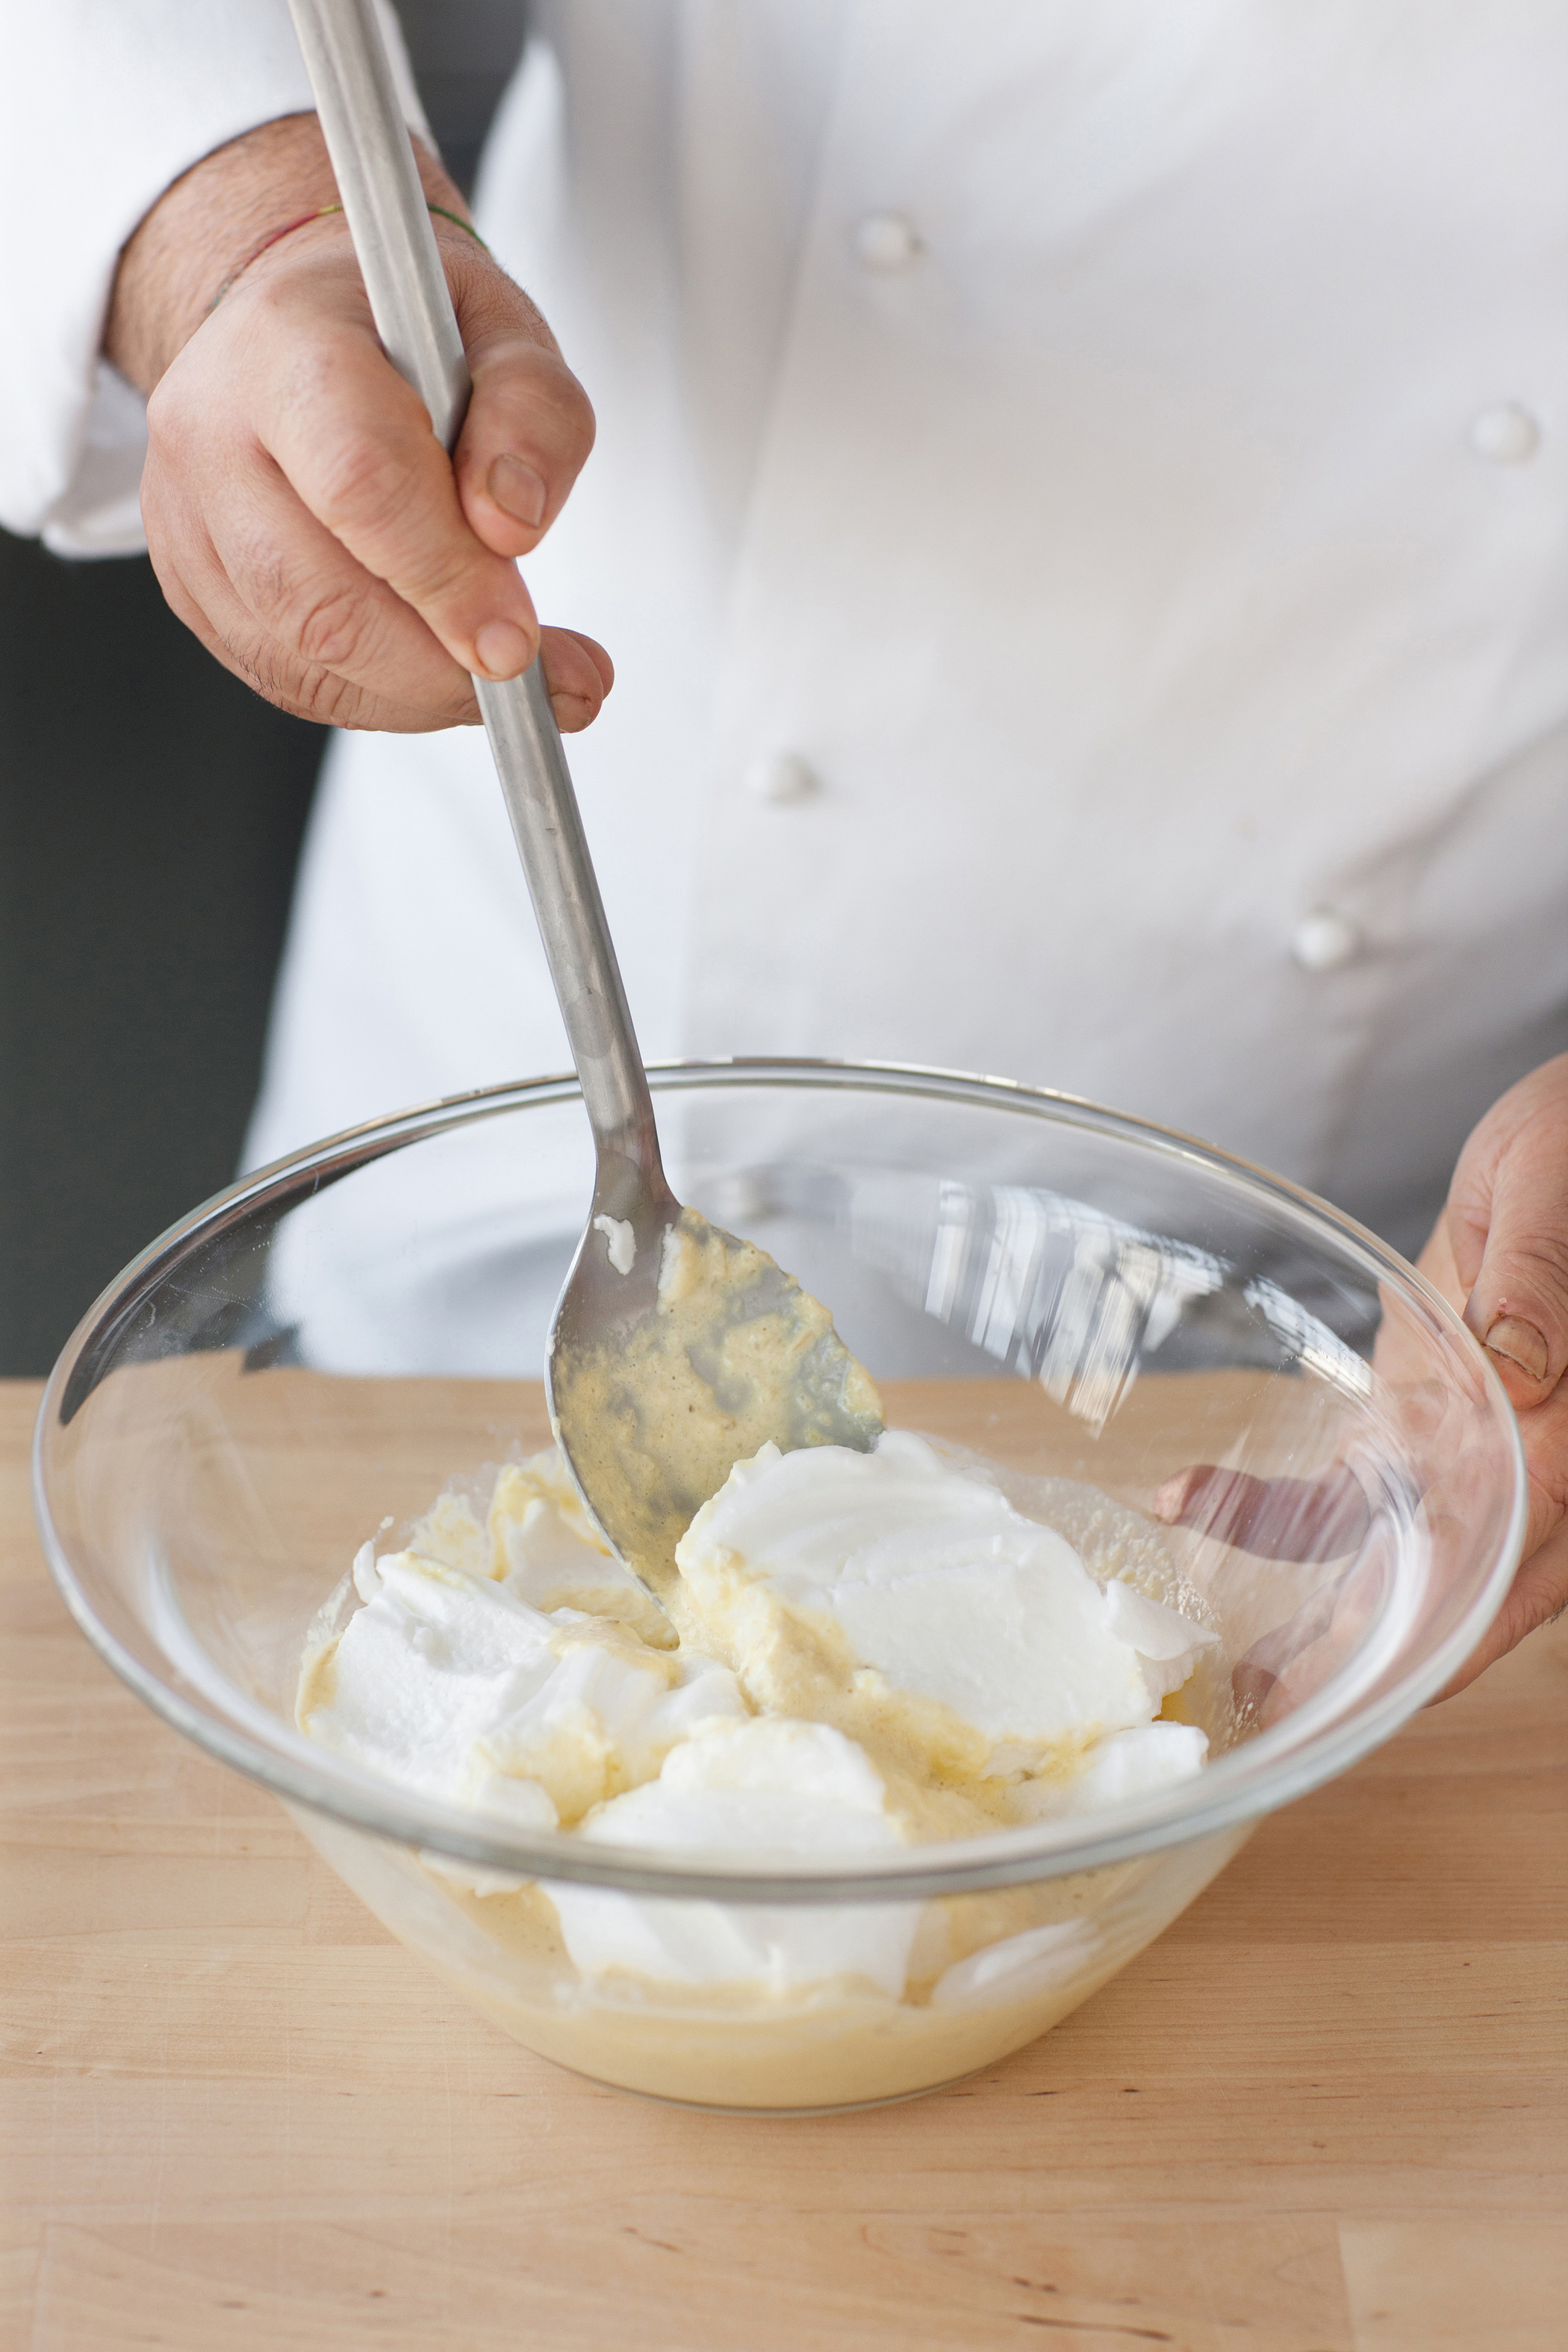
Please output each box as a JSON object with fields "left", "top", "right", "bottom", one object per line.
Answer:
{"left": 105, "top": 111, "right": 469, "bottom": 393}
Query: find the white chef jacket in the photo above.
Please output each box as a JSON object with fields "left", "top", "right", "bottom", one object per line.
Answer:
{"left": 8, "top": 1, "right": 1568, "bottom": 1266}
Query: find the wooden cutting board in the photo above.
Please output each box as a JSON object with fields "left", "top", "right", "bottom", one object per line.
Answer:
{"left": 2, "top": 1373, "right": 1564, "bottom": 2351}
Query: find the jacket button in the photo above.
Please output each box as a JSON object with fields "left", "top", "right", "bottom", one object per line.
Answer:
{"left": 1290, "top": 907, "right": 1362, "bottom": 971}
{"left": 1469, "top": 404, "right": 1540, "bottom": 464}
{"left": 853, "top": 211, "right": 921, "bottom": 272}
{"left": 745, "top": 751, "right": 820, "bottom": 804}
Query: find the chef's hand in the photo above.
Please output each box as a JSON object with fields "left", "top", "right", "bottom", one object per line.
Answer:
{"left": 106, "top": 112, "right": 611, "bottom": 734}
{"left": 1413, "top": 1051, "right": 1568, "bottom": 1686}
{"left": 1156, "top": 1053, "right": 1568, "bottom": 1702}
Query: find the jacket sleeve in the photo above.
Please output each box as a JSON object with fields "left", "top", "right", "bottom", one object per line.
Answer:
{"left": 0, "top": 0, "right": 426, "bottom": 556}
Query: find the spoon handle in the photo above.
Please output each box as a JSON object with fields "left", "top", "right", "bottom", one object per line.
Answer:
{"left": 287, "top": 0, "right": 663, "bottom": 1176}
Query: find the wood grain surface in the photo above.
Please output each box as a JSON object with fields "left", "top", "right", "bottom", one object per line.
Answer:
{"left": 3, "top": 1372, "right": 1565, "bottom": 2351}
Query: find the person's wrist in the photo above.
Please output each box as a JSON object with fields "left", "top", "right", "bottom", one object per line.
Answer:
{"left": 106, "top": 111, "right": 470, "bottom": 392}
{"left": 211, "top": 199, "right": 487, "bottom": 316}
{"left": 108, "top": 113, "right": 333, "bottom": 389}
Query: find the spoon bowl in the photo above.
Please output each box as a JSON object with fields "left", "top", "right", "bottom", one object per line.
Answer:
{"left": 550, "top": 1186, "right": 884, "bottom": 1593}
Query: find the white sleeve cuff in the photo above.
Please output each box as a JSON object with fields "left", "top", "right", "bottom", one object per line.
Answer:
{"left": 1, "top": 0, "right": 428, "bottom": 559}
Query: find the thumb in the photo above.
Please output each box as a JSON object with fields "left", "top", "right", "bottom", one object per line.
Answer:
{"left": 1452, "top": 1065, "right": 1568, "bottom": 1410}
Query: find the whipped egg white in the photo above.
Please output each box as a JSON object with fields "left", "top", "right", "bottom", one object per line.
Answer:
{"left": 550, "top": 1716, "right": 924, "bottom": 1994}
{"left": 298, "top": 1449, "right": 743, "bottom": 1826}
{"left": 671, "top": 1431, "right": 1218, "bottom": 1788}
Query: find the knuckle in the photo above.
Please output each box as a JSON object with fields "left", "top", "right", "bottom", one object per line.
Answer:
{"left": 1508, "top": 1233, "right": 1568, "bottom": 1311}
{"left": 472, "top": 343, "right": 596, "bottom": 468}
{"left": 245, "top": 635, "right": 462, "bottom": 732}
{"left": 290, "top": 662, "right": 357, "bottom": 725}
{"left": 558, "top": 380, "right": 597, "bottom": 466}
{"left": 544, "top": 414, "right": 595, "bottom": 485}
{"left": 289, "top": 581, "right": 383, "bottom": 674}
{"left": 312, "top": 432, "right": 423, "bottom": 539}
{"left": 508, "top": 355, "right": 593, "bottom": 444}
{"left": 398, "top": 543, "right": 483, "bottom": 610}
{"left": 541, "top": 378, "right": 597, "bottom": 473}
{"left": 237, "top": 623, "right": 360, "bottom": 726}
{"left": 143, "top": 377, "right": 177, "bottom": 446}
{"left": 143, "top": 367, "right": 196, "bottom": 447}
{"left": 223, "top": 630, "right": 299, "bottom": 715}
{"left": 229, "top": 629, "right": 299, "bottom": 709}
{"left": 312, "top": 442, "right": 482, "bottom": 611}
{"left": 308, "top": 672, "right": 377, "bottom": 728}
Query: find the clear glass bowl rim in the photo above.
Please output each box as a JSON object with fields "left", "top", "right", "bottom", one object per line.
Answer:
{"left": 32, "top": 1057, "right": 1528, "bottom": 1904}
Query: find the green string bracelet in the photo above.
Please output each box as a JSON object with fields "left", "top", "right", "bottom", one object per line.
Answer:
{"left": 208, "top": 199, "right": 489, "bottom": 312}
{"left": 427, "top": 203, "right": 488, "bottom": 248}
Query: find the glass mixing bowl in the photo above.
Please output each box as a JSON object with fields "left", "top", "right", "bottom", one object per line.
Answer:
{"left": 34, "top": 1063, "right": 1525, "bottom": 2112}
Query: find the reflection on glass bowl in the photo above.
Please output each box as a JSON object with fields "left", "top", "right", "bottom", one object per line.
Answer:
{"left": 34, "top": 1063, "right": 1525, "bottom": 2112}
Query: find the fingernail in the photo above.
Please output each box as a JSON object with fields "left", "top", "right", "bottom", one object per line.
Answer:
{"left": 474, "top": 618, "right": 533, "bottom": 679}
{"left": 1484, "top": 1313, "right": 1550, "bottom": 1383}
{"left": 488, "top": 455, "right": 547, "bottom": 527}
{"left": 1149, "top": 1473, "right": 1189, "bottom": 1524}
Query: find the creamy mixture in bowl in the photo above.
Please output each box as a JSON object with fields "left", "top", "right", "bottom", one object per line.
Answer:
{"left": 296, "top": 1431, "right": 1229, "bottom": 2106}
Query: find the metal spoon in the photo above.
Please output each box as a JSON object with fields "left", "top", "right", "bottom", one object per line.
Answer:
{"left": 289, "top": 0, "right": 883, "bottom": 1591}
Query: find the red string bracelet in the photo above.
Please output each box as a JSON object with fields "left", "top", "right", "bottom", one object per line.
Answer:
{"left": 206, "top": 199, "right": 488, "bottom": 313}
